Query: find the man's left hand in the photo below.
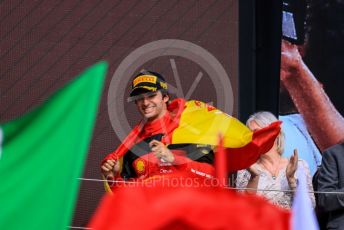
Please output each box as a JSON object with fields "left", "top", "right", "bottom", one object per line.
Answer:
{"left": 149, "top": 140, "right": 175, "bottom": 163}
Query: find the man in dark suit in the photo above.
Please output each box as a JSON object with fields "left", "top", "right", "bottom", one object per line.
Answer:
{"left": 317, "top": 142, "right": 344, "bottom": 229}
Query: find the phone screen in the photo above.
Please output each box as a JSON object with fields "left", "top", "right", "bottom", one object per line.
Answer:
{"left": 282, "top": 10, "right": 297, "bottom": 41}
{"left": 282, "top": 0, "right": 306, "bottom": 45}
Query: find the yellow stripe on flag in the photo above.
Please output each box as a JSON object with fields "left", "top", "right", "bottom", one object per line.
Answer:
{"left": 171, "top": 100, "right": 253, "bottom": 148}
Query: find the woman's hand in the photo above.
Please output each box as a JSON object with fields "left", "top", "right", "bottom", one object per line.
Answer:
{"left": 248, "top": 163, "right": 260, "bottom": 178}
{"left": 286, "top": 149, "right": 298, "bottom": 188}
{"left": 246, "top": 163, "right": 260, "bottom": 194}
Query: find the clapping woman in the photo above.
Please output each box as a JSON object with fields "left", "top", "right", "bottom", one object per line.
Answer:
{"left": 236, "top": 111, "right": 315, "bottom": 209}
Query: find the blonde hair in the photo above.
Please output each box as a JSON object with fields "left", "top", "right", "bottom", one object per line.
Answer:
{"left": 246, "top": 111, "right": 285, "bottom": 154}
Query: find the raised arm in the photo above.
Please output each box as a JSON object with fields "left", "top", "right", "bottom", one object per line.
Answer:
{"left": 280, "top": 40, "right": 344, "bottom": 151}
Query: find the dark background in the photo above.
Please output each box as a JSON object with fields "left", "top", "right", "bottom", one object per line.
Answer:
{"left": 0, "top": 0, "right": 242, "bottom": 227}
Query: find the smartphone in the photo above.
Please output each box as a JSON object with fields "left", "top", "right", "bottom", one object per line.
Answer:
{"left": 282, "top": 0, "right": 307, "bottom": 45}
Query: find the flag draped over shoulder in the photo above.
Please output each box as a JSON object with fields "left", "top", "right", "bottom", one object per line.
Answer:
{"left": 110, "top": 99, "right": 281, "bottom": 173}
{"left": 0, "top": 61, "right": 107, "bottom": 230}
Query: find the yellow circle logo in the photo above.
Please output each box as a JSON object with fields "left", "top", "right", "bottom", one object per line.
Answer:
{"left": 135, "top": 160, "right": 145, "bottom": 174}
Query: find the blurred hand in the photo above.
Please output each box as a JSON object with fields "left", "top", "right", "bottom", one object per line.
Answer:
{"left": 248, "top": 163, "right": 260, "bottom": 178}
{"left": 101, "top": 159, "right": 120, "bottom": 179}
{"left": 149, "top": 140, "right": 175, "bottom": 163}
{"left": 280, "top": 40, "right": 304, "bottom": 81}
{"left": 286, "top": 149, "right": 298, "bottom": 182}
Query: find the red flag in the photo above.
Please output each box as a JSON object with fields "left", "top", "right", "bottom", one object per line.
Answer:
{"left": 215, "top": 134, "right": 228, "bottom": 187}
{"left": 88, "top": 174, "right": 290, "bottom": 230}
{"left": 225, "top": 121, "right": 281, "bottom": 172}
{"left": 213, "top": 122, "right": 280, "bottom": 187}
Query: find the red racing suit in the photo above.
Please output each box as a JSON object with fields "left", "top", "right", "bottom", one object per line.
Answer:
{"left": 102, "top": 98, "right": 215, "bottom": 183}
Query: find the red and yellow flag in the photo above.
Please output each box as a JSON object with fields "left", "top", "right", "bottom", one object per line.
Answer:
{"left": 169, "top": 99, "right": 281, "bottom": 172}
{"left": 105, "top": 99, "right": 281, "bottom": 173}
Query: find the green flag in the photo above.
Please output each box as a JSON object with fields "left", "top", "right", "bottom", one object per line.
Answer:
{"left": 0, "top": 61, "right": 108, "bottom": 230}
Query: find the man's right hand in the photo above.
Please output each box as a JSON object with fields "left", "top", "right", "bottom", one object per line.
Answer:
{"left": 101, "top": 159, "right": 120, "bottom": 179}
